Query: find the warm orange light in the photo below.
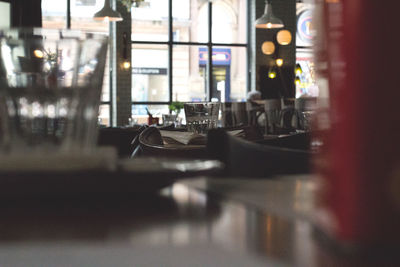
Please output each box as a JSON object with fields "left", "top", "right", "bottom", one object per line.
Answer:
{"left": 276, "top": 30, "right": 292, "bottom": 45}
{"left": 268, "top": 69, "right": 277, "bottom": 79}
{"left": 261, "top": 41, "right": 275, "bottom": 55}
{"left": 122, "top": 61, "right": 131, "bottom": 69}
{"left": 33, "top": 50, "right": 44, "bottom": 58}
{"left": 276, "top": 58, "right": 283, "bottom": 67}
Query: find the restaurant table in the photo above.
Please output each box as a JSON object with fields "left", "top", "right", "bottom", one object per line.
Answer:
{"left": 0, "top": 174, "right": 398, "bottom": 266}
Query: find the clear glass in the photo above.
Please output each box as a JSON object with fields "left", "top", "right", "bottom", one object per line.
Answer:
{"left": 184, "top": 102, "right": 220, "bottom": 134}
{"left": 131, "top": 0, "right": 169, "bottom": 42}
{"left": 41, "top": 0, "right": 67, "bottom": 29}
{"left": 172, "top": 45, "right": 207, "bottom": 102}
{"left": 71, "top": 0, "right": 111, "bottom": 104}
{"left": 0, "top": 28, "right": 108, "bottom": 154}
{"left": 42, "top": 0, "right": 111, "bottom": 114}
{"left": 131, "top": 44, "right": 168, "bottom": 102}
{"left": 172, "top": 0, "right": 208, "bottom": 43}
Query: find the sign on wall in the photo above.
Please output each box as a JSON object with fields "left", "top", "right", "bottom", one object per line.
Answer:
{"left": 296, "top": 4, "right": 315, "bottom": 47}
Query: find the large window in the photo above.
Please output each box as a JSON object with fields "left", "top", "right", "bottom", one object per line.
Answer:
{"left": 42, "top": 0, "right": 250, "bottom": 125}
{"left": 130, "top": 0, "right": 249, "bottom": 121}
{"left": 42, "top": 0, "right": 112, "bottom": 126}
{"left": 0, "top": 1, "right": 11, "bottom": 28}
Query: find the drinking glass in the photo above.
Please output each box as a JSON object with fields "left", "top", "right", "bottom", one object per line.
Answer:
{"left": 0, "top": 28, "right": 108, "bottom": 155}
{"left": 162, "top": 114, "right": 177, "bottom": 126}
{"left": 184, "top": 102, "right": 220, "bottom": 134}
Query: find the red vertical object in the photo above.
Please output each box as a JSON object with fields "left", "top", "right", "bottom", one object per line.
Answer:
{"left": 315, "top": 0, "right": 400, "bottom": 247}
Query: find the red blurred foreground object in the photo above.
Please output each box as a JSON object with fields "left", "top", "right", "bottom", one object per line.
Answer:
{"left": 313, "top": 0, "right": 400, "bottom": 249}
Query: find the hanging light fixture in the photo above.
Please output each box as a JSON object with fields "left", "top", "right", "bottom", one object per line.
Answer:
{"left": 255, "top": 0, "right": 284, "bottom": 29}
{"left": 268, "top": 67, "right": 277, "bottom": 79}
{"left": 122, "top": 32, "right": 131, "bottom": 70}
{"left": 94, "top": 0, "right": 123, "bottom": 22}
{"left": 261, "top": 41, "right": 275, "bottom": 55}
{"left": 276, "top": 30, "right": 292, "bottom": 45}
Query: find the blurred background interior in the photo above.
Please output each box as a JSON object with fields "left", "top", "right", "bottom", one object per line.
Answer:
{"left": 0, "top": 0, "right": 399, "bottom": 266}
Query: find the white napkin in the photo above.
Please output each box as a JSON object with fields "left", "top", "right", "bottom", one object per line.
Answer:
{"left": 160, "top": 131, "right": 206, "bottom": 145}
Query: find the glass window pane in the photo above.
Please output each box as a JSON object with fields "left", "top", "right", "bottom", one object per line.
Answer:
{"left": 71, "top": 0, "right": 109, "bottom": 33}
{"left": 0, "top": 2, "right": 10, "bottom": 28}
{"left": 212, "top": 46, "right": 247, "bottom": 102}
{"left": 131, "top": 0, "right": 168, "bottom": 42}
{"left": 296, "top": 49, "right": 319, "bottom": 98}
{"left": 211, "top": 0, "right": 247, "bottom": 44}
{"left": 98, "top": 104, "right": 110, "bottom": 126}
{"left": 132, "top": 44, "right": 169, "bottom": 102}
{"left": 100, "top": 49, "right": 110, "bottom": 102}
{"left": 172, "top": 45, "right": 207, "bottom": 102}
{"left": 131, "top": 104, "right": 168, "bottom": 124}
{"left": 172, "top": 0, "right": 208, "bottom": 43}
{"left": 70, "top": 0, "right": 110, "bottom": 102}
{"left": 42, "top": 0, "right": 67, "bottom": 29}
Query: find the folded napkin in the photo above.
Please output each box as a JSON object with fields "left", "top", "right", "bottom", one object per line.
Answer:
{"left": 160, "top": 129, "right": 246, "bottom": 146}
{"left": 160, "top": 130, "right": 206, "bottom": 145}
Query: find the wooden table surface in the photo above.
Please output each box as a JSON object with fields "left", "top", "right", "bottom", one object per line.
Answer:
{"left": 0, "top": 174, "right": 398, "bottom": 266}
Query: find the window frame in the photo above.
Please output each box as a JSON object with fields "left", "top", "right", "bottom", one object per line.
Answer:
{"left": 42, "top": 0, "right": 114, "bottom": 126}
{"left": 131, "top": 0, "right": 251, "bottom": 107}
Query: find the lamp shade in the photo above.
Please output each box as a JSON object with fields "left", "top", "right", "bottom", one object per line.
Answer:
{"left": 94, "top": 0, "right": 123, "bottom": 22}
{"left": 276, "top": 30, "right": 292, "bottom": 45}
{"left": 261, "top": 41, "right": 275, "bottom": 55}
{"left": 255, "top": 2, "right": 284, "bottom": 29}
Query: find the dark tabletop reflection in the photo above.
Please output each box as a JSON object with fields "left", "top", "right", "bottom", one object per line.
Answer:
{"left": 0, "top": 181, "right": 398, "bottom": 266}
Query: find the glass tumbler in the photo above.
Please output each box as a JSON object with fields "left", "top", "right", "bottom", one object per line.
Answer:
{"left": 0, "top": 28, "right": 108, "bottom": 155}
{"left": 184, "top": 102, "right": 220, "bottom": 134}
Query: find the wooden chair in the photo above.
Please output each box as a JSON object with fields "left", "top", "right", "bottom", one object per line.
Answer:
{"left": 207, "top": 128, "right": 312, "bottom": 177}
{"left": 138, "top": 126, "right": 209, "bottom": 159}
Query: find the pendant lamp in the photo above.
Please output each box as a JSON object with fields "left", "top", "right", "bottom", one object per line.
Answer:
{"left": 94, "top": 0, "right": 123, "bottom": 22}
{"left": 255, "top": 0, "right": 284, "bottom": 29}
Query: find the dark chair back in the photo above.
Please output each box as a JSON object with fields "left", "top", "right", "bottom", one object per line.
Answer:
{"left": 256, "top": 132, "right": 311, "bottom": 151}
{"left": 207, "top": 129, "right": 312, "bottom": 177}
{"left": 97, "top": 125, "right": 146, "bottom": 158}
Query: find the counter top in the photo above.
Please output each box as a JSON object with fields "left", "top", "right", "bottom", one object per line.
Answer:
{"left": 0, "top": 174, "right": 397, "bottom": 266}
